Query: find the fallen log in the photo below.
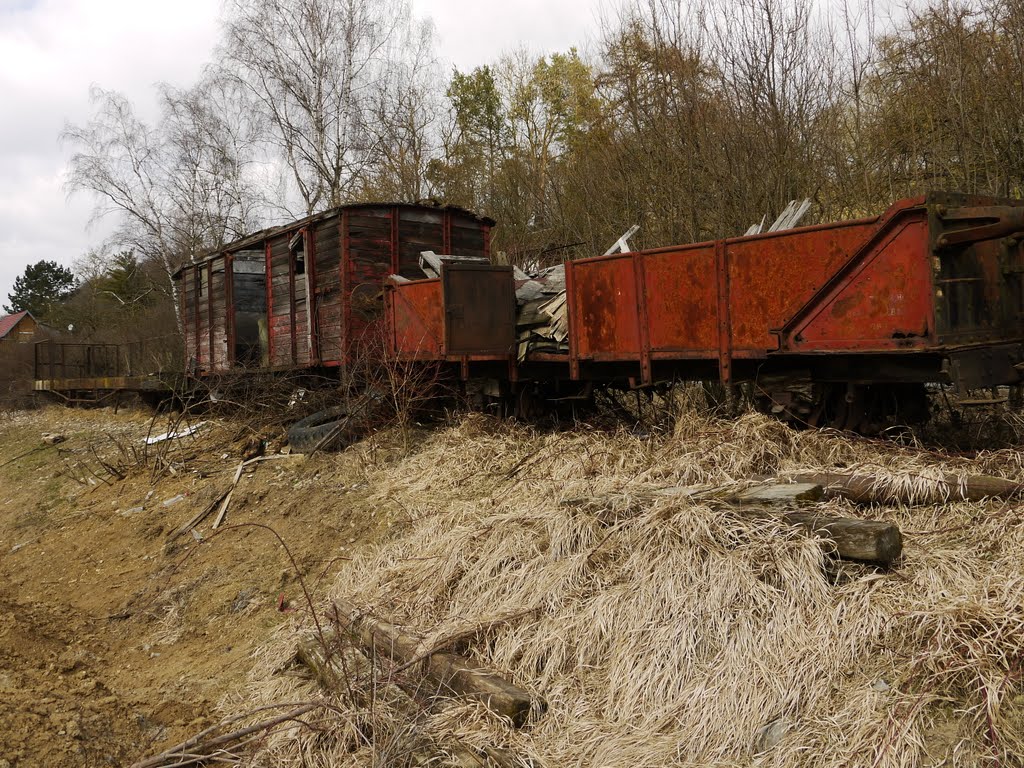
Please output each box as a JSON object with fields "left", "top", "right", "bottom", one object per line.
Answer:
{"left": 297, "top": 631, "right": 447, "bottom": 764}
{"left": 725, "top": 503, "right": 902, "bottom": 566}
{"left": 328, "top": 599, "right": 544, "bottom": 727}
{"left": 751, "top": 509, "right": 903, "bottom": 565}
{"left": 568, "top": 487, "right": 903, "bottom": 565}
{"left": 792, "top": 472, "right": 1023, "bottom": 505}
{"left": 731, "top": 482, "right": 823, "bottom": 505}
{"left": 297, "top": 629, "right": 533, "bottom": 767}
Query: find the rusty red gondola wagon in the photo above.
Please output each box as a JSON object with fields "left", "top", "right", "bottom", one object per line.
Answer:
{"left": 385, "top": 192, "right": 1024, "bottom": 430}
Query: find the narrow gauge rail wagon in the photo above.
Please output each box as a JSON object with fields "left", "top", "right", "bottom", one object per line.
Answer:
{"left": 387, "top": 192, "right": 1024, "bottom": 431}
{"left": 173, "top": 201, "right": 494, "bottom": 375}
{"left": 173, "top": 191, "right": 1024, "bottom": 432}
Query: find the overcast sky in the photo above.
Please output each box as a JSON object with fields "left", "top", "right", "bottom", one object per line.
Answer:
{"left": 0, "top": 0, "right": 603, "bottom": 309}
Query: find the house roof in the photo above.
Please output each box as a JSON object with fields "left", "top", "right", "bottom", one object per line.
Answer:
{"left": 0, "top": 311, "right": 31, "bottom": 340}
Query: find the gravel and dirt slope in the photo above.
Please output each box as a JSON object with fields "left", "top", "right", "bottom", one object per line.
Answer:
{"left": 0, "top": 405, "right": 403, "bottom": 767}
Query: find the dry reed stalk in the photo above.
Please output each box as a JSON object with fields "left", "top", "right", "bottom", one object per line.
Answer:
{"left": 232, "top": 409, "right": 1024, "bottom": 767}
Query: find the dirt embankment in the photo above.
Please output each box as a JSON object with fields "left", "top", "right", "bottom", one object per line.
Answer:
{"left": 0, "top": 406, "right": 398, "bottom": 768}
{"left": 4, "top": 403, "right": 1024, "bottom": 768}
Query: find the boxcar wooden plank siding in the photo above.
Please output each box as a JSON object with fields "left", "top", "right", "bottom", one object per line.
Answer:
{"left": 314, "top": 220, "right": 340, "bottom": 283}
{"left": 451, "top": 224, "right": 486, "bottom": 257}
{"left": 268, "top": 236, "right": 293, "bottom": 368}
{"left": 183, "top": 266, "right": 198, "bottom": 370}
{"left": 313, "top": 217, "right": 342, "bottom": 365}
{"left": 173, "top": 203, "right": 493, "bottom": 375}
{"left": 210, "top": 260, "right": 229, "bottom": 371}
{"left": 398, "top": 214, "right": 444, "bottom": 279}
{"left": 295, "top": 290, "right": 310, "bottom": 367}
{"left": 197, "top": 266, "right": 211, "bottom": 371}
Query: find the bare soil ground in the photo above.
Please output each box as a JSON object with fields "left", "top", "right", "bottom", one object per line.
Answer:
{"left": 0, "top": 405, "right": 402, "bottom": 768}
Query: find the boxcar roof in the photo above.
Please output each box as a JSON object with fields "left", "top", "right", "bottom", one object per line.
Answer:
{"left": 172, "top": 201, "right": 495, "bottom": 278}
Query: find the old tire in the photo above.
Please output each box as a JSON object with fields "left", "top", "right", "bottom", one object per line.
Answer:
{"left": 287, "top": 407, "right": 354, "bottom": 453}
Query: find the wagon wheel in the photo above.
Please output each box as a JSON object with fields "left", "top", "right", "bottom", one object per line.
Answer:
{"left": 758, "top": 381, "right": 929, "bottom": 435}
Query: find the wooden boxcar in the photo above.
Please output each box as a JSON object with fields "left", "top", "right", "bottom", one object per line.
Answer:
{"left": 174, "top": 202, "right": 494, "bottom": 375}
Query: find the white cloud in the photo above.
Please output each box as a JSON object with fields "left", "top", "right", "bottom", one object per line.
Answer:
{"left": 417, "top": 0, "right": 601, "bottom": 71}
{"left": 0, "top": 0, "right": 222, "bottom": 305}
{"left": 0, "top": 0, "right": 602, "bottom": 306}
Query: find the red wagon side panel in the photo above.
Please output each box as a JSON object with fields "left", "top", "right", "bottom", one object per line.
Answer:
{"left": 571, "top": 257, "right": 641, "bottom": 360}
{"left": 727, "top": 220, "right": 878, "bottom": 352}
{"left": 387, "top": 266, "right": 515, "bottom": 362}
{"left": 787, "top": 217, "right": 936, "bottom": 350}
{"left": 643, "top": 245, "right": 718, "bottom": 355}
{"left": 567, "top": 217, "right": 883, "bottom": 372}
{"left": 388, "top": 279, "right": 444, "bottom": 359}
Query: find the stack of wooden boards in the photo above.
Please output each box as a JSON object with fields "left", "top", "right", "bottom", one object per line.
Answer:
{"left": 418, "top": 250, "right": 489, "bottom": 278}
{"left": 514, "top": 265, "right": 568, "bottom": 360}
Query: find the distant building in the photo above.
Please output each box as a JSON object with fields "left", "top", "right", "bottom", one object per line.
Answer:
{"left": 0, "top": 312, "right": 50, "bottom": 405}
{"left": 0, "top": 311, "right": 42, "bottom": 344}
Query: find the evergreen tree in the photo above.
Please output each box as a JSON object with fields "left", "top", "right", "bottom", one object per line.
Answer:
{"left": 4, "top": 260, "right": 77, "bottom": 317}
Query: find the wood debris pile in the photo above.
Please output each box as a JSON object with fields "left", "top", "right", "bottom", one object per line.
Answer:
{"left": 514, "top": 265, "right": 568, "bottom": 360}
{"left": 419, "top": 251, "right": 572, "bottom": 360}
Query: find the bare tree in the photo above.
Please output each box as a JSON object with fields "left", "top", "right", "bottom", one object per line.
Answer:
{"left": 360, "top": 14, "right": 441, "bottom": 201}
{"left": 219, "top": 0, "right": 434, "bottom": 214}
{"left": 62, "top": 79, "right": 262, "bottom": 318}
{"left": 702, "top": 0, "right": 843, "bottom": 228}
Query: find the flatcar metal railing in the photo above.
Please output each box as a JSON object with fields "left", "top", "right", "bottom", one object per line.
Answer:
{"left": 33, "top": 341, "right": 153, "bottom": 381}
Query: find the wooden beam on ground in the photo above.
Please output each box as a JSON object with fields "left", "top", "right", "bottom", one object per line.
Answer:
{"left": 726, "top": 485, "right": 902, "bottom": 565}
{"left": 211, "top": 460, "right": 246, "bottom": 529}
{"left": 570, "top": 486, "right": 903, "bottom": 566}
{"left": 792, "top": 472, "right": 1023, "bottom": 505}
{"left": 328, "top": 599, "right": 544, "bottom": 727}
{"left": 732, "top": 482, "right": 823, "bottom": 504}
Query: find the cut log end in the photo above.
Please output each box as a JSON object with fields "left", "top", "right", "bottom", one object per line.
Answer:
{"left": 782, "top": 511, "right": 903, "bottom": 566}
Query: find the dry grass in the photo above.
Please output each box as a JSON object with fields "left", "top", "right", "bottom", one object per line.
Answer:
{"left": 235, "top": 406, "right": 1024, "bottom": 767}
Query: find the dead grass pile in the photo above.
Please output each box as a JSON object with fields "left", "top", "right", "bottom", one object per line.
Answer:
{"left": 237, "top": 407, "right": 1024, "bottom": 767}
